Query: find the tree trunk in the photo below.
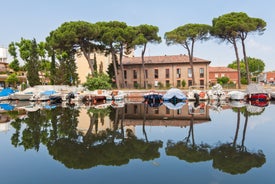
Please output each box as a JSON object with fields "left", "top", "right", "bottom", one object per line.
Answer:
{"left": 186, "top": 42, "right": 196, "bottom": 86}
{"left": 233, "top": 109, "right": 240, "bottom": 147}
{"left": 111, "top": 49, "right": 120, "bottom": 89}
{"left": 83, "top": 49, "right": 94, "bottom": 75}
{"left": 241, "top": 39, "right": 251, "bottom": 84}
{"left": 232, "top": 38, "right": 242, "bottom": 89}
{"left": 119, "top": 44, "right": 125, "bottom": 88}
{"left": 142, "top": 43, "right": 147, "bottom": 89}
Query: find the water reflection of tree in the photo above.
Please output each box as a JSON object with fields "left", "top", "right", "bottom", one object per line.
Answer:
{"left": 165, "top": 112, "right": 212, "bottom": 163}
{"left": 10, "top": 106, "right": 79, "bottom": 151}
{"left": 11, "top": 105, "right": 162, "bottom": 169}
{"left": 210, "top": 105, "right": 266, "bottom": 174}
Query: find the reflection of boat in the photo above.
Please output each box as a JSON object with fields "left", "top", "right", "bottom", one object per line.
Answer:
{"left": 0, "top": 103, "right": 15, "bottom": 111}
{"left": 188, "top": 101, "right": 207, "bottom": 114}
{"left": 163, "top": 101, "right": 186, "bottom": 110}
{"left": 228, "top": 100, "right": 246, "bottom": 108}
{"left": 143, "top": 91, "right": 163, "bottom": 101}
{"left": 207, "top": 84, "right": 226, "bottom": 101}
{"left": 271, "top": 92, "right": 275, "bottom": 100}
{"left": 163, "top": 88, "right": 187, "bottom": 102}
{"left": 187, "top": 86, "right": 208, "bottom": 101}
{"left": 245, "top": 103, "right": 266, "bottom": 114}
{"left": 227, "top": 91, "right": 246, "bottom": 101}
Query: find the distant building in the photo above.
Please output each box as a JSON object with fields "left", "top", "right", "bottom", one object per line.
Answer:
{"left": 258, "top": 71, "right": 275, "bottom": 83}
{"left": 121, "top": 54, "right": 211, "bottom": 89}
{"left": 209, "top": 66, "right": 239, "bottom": 84}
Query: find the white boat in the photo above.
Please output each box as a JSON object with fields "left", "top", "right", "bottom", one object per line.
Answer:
{"left": 227, "top": 91, "right": 246, "bottom": 101}
{"left": 187, "top": 86, "right": 208, "bottom": 101}
{"left": 9, "top": 87, "right": 38, "bottom": 101}
{"left": 163, "top": 88, "right": 187, "bottom": 101}
{"left": 30, "top": 90, "right": 58, "bottom": 101}
{"left": 207, "top": 84, "right": 227, "bottom": 101}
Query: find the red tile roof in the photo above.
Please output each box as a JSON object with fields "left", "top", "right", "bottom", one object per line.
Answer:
{"left": 122, "top": 54, "right": 211, "bottom": 65}
{"left": 209, "top": 66, "right": 237, "bottom": 72}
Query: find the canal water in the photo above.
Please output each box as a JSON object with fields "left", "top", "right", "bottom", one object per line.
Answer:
{"left": 0, "top": 100, "right": 274, "bottom": 184}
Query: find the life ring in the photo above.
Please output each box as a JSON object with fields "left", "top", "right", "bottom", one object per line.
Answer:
{"left": 199, "top": 92, "right": 205, "bottom": 98}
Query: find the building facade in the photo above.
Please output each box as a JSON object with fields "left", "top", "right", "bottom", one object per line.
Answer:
{"left": 209, "top": 66, "right": 239, "bottom": 85}
{"left": 120, "top": 54, "right": 211, "bottom": 89}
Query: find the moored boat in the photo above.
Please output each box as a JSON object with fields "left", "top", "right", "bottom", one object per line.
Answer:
{"left": 227, "top": 91, "right": 246, "bottom": 101}
{"left": 187, "top": 86, "right": 208, "bottom": 101}
{"left": 163, "top": 88, "right": 187, "bottom": 102}
{"left": 245, "top": 84, "right": 270, "bottom": 101}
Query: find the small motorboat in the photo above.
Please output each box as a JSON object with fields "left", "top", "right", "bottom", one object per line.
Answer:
{"left": 227, "top": 91, "right": 246, "bottom": 101}
{"left": 245, "top": 84, "right": 270, "bottom": 101}
{"left": 163, "top": 88, "right": 187, "bottom": 102}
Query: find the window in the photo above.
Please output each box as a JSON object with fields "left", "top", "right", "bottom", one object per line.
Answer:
{"left": 177, "top": 80, "right": 181, "bottom": 88}
{"left": 188, "top": 80, "right": 193, "bottom": 87}
{"left": 154, "top": 69, "right": 158, "bottom": 79}
{"left": 200, "top": 80, "right": 204, "bottom": 86}
{"left": 154, "top": 81, "right": 158, "bottom": 87}
{"left": 145, "top": 69, "right": 148, "bottom": 79}
{"left": 200, "top": 68, "right": 204, "bottom": 78}
{"left": 176, "top": 68, "right": 181, "bottom": 78}
{"left": 188, "top": 68, "right": 192, "bottom": 78}
{"left": 166, "top": 107, "right": 170, "bottom": 115}
{"left": 154, "top": 108, "right": 159, "bottom": 114}
{"left": 134, "top": 105, "right": 138, "bottom": 114}
{"left": 215, "top": 73, "right": 218, "bottom": 78}
{"left": 166, "top": 80, "right": 170, "bottom": 87}
{"left": 134, "top": 81, "right": 138, "bottom": 88}
{"left": 165, "top": 69, "right": 170, "bottom": 78}
{"left": 124, "top": 70, "right": 127, "bottom": 79}
{"left": 221, "top": 73, "right": 225, "bottom": 77}
{"left": 133, "top": 70, "right": 137, "bottom": 79}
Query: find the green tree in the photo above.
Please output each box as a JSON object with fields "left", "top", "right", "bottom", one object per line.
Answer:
{"left": 83, "top": 73, "right": 111, "bottom": 91}
{"left": 54, "top": 51, "right": 79, "bottom": 85}
{"left": 8, "top": 42, "right": 20, "bottom": 72}
{"left": 236, "top": 13, "right": 266, "bottom": 84}
{"left": 16, "top": 38, "right": 41, "bottom": 86}
{"left": 165, "top": 23, "right": 211, "bottom": 85}
{"left": 96, "top": 21, "right": 128, "bottom": 89}
{"left": 47, "top": 21, "right": 101, "bottom": 75}
{"left": 228, "top": 57, "right": 265, "bottom": 83}
{"left": 134, "top": 24, "right": 161, "bottom": 88}
{"left": 5, "top": 73, "right": 19, "bottom": 87}
{"left": 212, "top": 12, "right": 266, "bottom": 87}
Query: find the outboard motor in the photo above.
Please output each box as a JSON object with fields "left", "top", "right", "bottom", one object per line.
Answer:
{"left": 66, "top": 92, "right": 75, "bottom": 103}
{"left": 194, "top": 93, "right": 200, "bottom": 103}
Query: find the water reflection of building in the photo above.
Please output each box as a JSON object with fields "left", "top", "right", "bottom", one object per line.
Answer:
{"left": 123, "top": 103, "right": 211, "bottom": 127}
{"left": 77, "top": 108, "right": 117, "bottom": 135}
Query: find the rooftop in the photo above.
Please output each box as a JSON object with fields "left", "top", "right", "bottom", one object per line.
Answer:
{"left": 209, "top": 66, "right": 237, "bottom": 72}
{"left": 122, "top": 54, "right": 211, "bottom": 65}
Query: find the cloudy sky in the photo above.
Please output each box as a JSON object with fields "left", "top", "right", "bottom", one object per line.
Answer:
{"left": 0, "top": 0, "right": 274, "bottom": 71}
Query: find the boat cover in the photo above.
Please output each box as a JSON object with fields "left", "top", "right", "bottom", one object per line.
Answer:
{"left": 0, "top": 88, "right": 15, "bottom": 97}
{"left": 163, "top": 88, "right": 186, "bottom": 101}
